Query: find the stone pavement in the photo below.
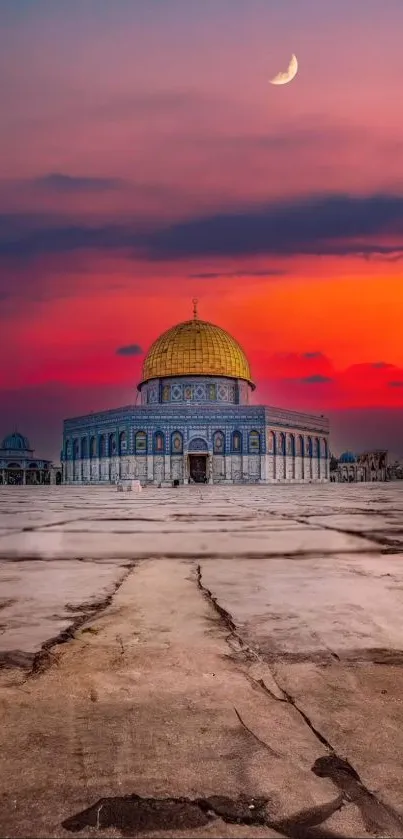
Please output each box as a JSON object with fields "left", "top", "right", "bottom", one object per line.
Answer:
{"left": 1, "top": 484, "right": 403, "bottom": 838}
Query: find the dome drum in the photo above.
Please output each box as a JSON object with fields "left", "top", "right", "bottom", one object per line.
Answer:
{"left": 140, "top": 375, "right": 247, "bottom": 406}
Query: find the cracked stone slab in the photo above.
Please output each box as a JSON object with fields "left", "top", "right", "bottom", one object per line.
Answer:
{"left": 198, "top": 554, "right": 403, "bottom": 660}
{"left": 1, "top": 484, "right": 403, "bottom": 838}
{"left": 0, "top": 559, "right": 353, "bottom": 838}
{"left": 0, "top": 527, "right": 379, "bottom": 560}
{"left": 0, "top": 558, "right": 130, "bottom": 656}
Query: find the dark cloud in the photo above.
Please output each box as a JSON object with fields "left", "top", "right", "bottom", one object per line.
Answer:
{"left": 144, "top": 193, "right": 403, "bottom": 261}
{"left": 388, "top": 380, "right": 403, "bottom": 387}
{"left": 372, "top": 361, "right": 393, "bottom": 369}
{"left": 301, "top": 375, "right": 333, "bottom": 384}
{"left": 33, "top": 173, "right": 124, "bottom": 193}
{"left": 188, "top": 269, "right": 285, "bottom": 279}
{"left": 1, "top": 191, "right": 403, "bottom": 262}
{"left": 303, "top": 351, "right": 324, "bottom": 360}
{"left": 116, "top": 344, "right": 143, "bottom": 356}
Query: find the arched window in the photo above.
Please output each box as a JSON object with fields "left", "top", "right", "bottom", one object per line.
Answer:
{"left": 232, "top": 431, "right": 242, "bottom": 453}
{"left": 90, "top": 436, "right": 96, "bottom": 458}
{"left": 135, "top": 431, "right": 147, "bottom": 454}
{"left": 81, "top": 437, "right": 88, "bottom": 459}
{"left": 321, "top": 438, "right": 328, "bottom": 459}
{"left": 249, "top": 430, "right": 260, "bottom": 453}
{"left": 155, "top": 431, "right": 164, "bottom": 453}
{"left": 267, "top": 431, "right": 276, "bottom": 455}
{"left": 108, "top": 432, "right": 117, "bottom": 456}
{"left": 297, "top": 435, "right": 304, "bottom": 456}
{"left": 307, "top": 436, "right": 312, "bottom": 457}
{"left": 99, "top": 435, "right": 106, "bottom": 458}
{"left": 314, "top": 437, "right": 320, "bottom": 458}
{"left": 119, "top": 430, "right": 127, "bottom": 454}
{"left": 213, "top": 431, "right": 225, "bottom": 454}
{"left": 73, "top": 439, "right": 80, "bottom": 459}
{"left": 277, "top": 432, "right": 285, "bottom": 456}
{"left": 64, "top": 439, "right": 70, "bottom": 459}
{"left": 287, "top": 434, "right": 295, "bottom": 456}
{"left": 171, "top": 431, "right": 183, "bottom": 454}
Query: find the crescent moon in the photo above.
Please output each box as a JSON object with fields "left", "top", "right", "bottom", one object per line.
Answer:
{"left": 269, "top": 54, "right": 298, "bottom": 86}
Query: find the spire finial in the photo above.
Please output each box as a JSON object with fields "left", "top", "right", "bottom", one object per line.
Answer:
{"left": 192, "top": 297, "right": 199, "bottom": 320}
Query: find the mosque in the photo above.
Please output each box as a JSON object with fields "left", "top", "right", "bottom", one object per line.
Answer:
{"left": 62, "top": 303, "right": 330, "bottom": 485}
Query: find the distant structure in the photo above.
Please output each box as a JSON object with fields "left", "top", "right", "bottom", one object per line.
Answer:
{"left": 330, "top": 450, "right": 388, "bottom": 483}
{"left": 0, "top": 432, "right": 61, "bottom": 485}
{"left": 387, "top": 459, "right": 403, "bottom": 481}
{"left": 62, "top": 305, "right": 330, "bottom": 485}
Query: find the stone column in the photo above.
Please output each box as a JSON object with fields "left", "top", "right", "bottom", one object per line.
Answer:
{"left": 275, "top": 455, "right": 285, "bottom": 481}
{"left": 295, "top": 456, "right": 302, "bottom": 481}
{"left": 267, "top": 454, "right": 274, "bottom": 481}
{"left": 285, "top": 454, "right": 293, "bottom": 481}
{"left": 164, "top": 455, "right": 171, "bottom": 482}
{"left": 183, "top": 453, "right": 189, "bottom": 484}
{"left": 208, "top": 454, "right": 213, "bottom": 484}
{"left": 259, "top": 454, "right": 267, "bottom": 482}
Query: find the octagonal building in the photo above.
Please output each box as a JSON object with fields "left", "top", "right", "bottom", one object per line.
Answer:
{"left": 62, "top": 306, "right": 329, "bottom": 484}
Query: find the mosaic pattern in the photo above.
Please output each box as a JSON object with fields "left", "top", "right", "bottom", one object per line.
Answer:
{"left": 171, "top": 384, "right": 182, "bottom": 401}
{"left": 194, "top": 384, "right": 206, "bottom": 401}
{"left": 172, "top": 431, "right": 183, "bottom": 454}
{"left": 188, "top": 437, "right": 208, "bottom": 452}
{"left": 135, "top": 431, "right": 147, "bottom": 454}
{"left": 213, "top": 431, "right": 225, "bottom": 454}
{"left": 249, "top": 431, "right": 261, "bottom": 453}
{"left": 148, "top": 384, "right": 158, "bottom": 404}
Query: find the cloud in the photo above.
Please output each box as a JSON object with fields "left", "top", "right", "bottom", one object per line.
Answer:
{"left": 33, "top": 173, "right": 124, "bottom": 193}
{"left": 303, "top": 351, "right": 325, "bottom": 360}
{"left": 116, "top": 344, "right": 143, "bottom": 356}
{"left": 1, "top": 191, "right": 403, "bottom": 262}
{"left": 143, "top": 192, "right": 403, "bottom": 261}
{"left": 388, "top": 380, "right": 403, "bottom": 388}
{"left": 372, "top": 361, "right": 393, "bottom": 369}
{"left": 188, "top": 269, "right": 285, "bottom": 279}
{"left": 301, "top": 375, "right": 333, "bottom": 384}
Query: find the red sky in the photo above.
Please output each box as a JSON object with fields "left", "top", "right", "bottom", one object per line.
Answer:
{"left": 1, "top": 0, "right": 403, "bottom": 460}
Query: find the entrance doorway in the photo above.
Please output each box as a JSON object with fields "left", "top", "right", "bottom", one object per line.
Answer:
{"left": 189, "top": 454, "right": 207, "bottom": 483}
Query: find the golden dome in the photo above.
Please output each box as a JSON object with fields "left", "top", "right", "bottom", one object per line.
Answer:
{"left": 140, "top": 313, "right": 253, "bottom": 387}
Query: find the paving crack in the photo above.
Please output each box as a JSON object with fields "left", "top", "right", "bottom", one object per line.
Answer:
{"left": 0, "top": 564, "right": 136, "bottom": 676}
{"left": 196, "top": 562, "right": 403, "bottom": 837}
{"left": 233, "top": 706, "right": 281, "bottom": 757}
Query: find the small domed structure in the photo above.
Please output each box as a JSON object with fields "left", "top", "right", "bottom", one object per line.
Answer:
{"left": 0, "top": 432, "right": 59, "bottom": 485}
{"left": 339, "top": 451, "right": 357, "bottom": 463}
{"left": 1, "top": 432, "right": 31, "bottom": 452}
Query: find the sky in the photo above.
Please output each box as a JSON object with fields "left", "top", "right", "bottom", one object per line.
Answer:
{"left": 1, "top": 0, "right": 403, "bottom": 461}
